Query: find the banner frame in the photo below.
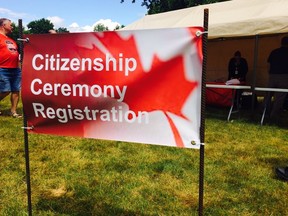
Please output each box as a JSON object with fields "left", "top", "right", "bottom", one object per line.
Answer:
{"left": 198, "top": 8, "right": 209, "bottom": 216}
{"left": 19, "top": 8, "right": 209, "bottom": 215}
{"left": 18, "top": 19, "right": 33, "bottom": 216}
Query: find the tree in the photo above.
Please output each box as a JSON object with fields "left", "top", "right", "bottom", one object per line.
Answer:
{"left": 7, "top": 22, "right": 29, "bottom": 43}
{"left": 115, "top": 24, "right": 125, "bottom": 30}
{"left": 121, "top": 0, "right": 228, "bottom": 14}
{"left": 8, "top": 22, "right": 21, "bottom": 42}
{"left": 93, "top": 23, "right": 109, "bottom": 32}
{"left": 27, "top": 18, "right": 54, "bottom": 34}
{"left": 56, "top": 27, "right": 70, "bottom": 33}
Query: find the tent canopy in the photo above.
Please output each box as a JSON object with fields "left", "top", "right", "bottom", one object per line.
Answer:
{"left": 123, "top": 0, "right": 288, "bottom": 39}
{"left": 122, "top": 0, "right": 288, "bottom": 87}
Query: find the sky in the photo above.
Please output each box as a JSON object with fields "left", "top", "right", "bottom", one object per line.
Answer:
{"left": 0, "top": 1, "right": 147, "bottom": 32}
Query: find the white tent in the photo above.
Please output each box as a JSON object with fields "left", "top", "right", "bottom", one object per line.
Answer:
{"left": 122, "top": 0, "right": 288, "bottom": 87}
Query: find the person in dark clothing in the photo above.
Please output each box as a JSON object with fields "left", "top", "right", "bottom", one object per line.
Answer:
{"left": 227, "top": 51, "right": 248, "bottom": 110}
{"left": 270, "top": 36, "right": 288, "bottom": 181}
{"left": 265, "top": 36, "right": 288, "bottom": 122}
{"left": 228, "top": 51, "right": 248, "bottom": 83}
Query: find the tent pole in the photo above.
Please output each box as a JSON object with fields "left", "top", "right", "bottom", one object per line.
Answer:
{"left": 18, "top": 19, "right": 33, "bottom": 216}
{"left": 251, "top": 35, "right": 259, "bottom": 118}
{"left": 198, "top": 8, "right": 209, "bottom": 216}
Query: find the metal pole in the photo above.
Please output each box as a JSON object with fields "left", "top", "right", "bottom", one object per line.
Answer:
{"left": 18, "top": 19, "right": 33, "bottom": 216}
{"left": 23, "top": 115, "right": 33, "bottom": 216}
{"left": 198, "top": 8, "right": 209, "bottom": 216}
{"left": 251, "top": 35, "right": 259, "bottom": 118}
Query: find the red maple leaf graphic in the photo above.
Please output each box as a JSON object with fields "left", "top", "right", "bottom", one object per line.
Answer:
{"left": 124, "top": 54, "right": 198, "bottom": 116}
{"left": 79, "top": 32, "right": 199, "bottom": 147}
{"left": 126, "top": 54, "right": 198, "bottom": 147}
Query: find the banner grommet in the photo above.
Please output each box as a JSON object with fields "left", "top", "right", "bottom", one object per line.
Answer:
{"left": 195, "top": 31, "right": 208, "bottom": 37}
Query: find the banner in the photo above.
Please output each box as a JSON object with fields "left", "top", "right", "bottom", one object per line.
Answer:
{"left": 22, "top": 27, "right": 203, "bottom": 148}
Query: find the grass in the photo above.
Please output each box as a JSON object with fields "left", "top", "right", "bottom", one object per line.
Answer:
{"left": 1, "top": 97, "right": 288, "bottom": 215}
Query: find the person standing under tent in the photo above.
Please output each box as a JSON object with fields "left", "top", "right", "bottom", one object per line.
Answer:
{"left": 0, "top": 18, "right": 22, "bottom": 118}
{"left": 265, "top": 36, "right": 288, "bottom": 124}
{"left": 268, "top": 36, "right": 288, "bottom": 181}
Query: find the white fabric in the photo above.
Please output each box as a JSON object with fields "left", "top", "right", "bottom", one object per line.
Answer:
{"left": 122, "top": 0, "right": 288, "bottom": 39}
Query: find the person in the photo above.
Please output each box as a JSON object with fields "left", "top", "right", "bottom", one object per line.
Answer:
{"left": 265, "top": 36, "right": 288, "bottom": 123}
{"left": 0, "top": 18, "right": 22, "bottom": 118}
{"left": 266, "top": 36, "right": 288, "bottom": 181}
{"left": 228, "top": 50, "right": 248, "bottom": 83}
{"left": 227, "top": 51, "right": 248, "bottom": 110}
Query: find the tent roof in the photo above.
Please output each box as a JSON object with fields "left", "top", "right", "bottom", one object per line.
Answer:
{"left": 122, "top": 0, "right": 288, "bottom": 39}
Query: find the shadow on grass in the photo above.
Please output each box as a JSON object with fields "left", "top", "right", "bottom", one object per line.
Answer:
{"left": 36, "top": 195, "right": 148, "bottom": 216}
{"left": 0, "top": 107, "right": 23, "bottom": 117}
{"left": 206, "top": 104, "right": 288, "bottom": 128}
{"left": 0, "top": 108, "right": 11, "bottom": 116}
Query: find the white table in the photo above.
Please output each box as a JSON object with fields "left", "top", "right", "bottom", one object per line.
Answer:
{"left": 254, "top": 87, "right": 288, "bottom": 125}
{"left": 206, "top": 84, "right": 251, "bottom": 121}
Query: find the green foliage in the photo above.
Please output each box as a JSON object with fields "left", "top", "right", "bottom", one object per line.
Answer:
{"left": 7, "top": 22, "right": 29, "bottom": 44}
{"left": 56, "top": 27, "right": 70, "bottom": 33}
{"left": 93, "top": 23, "right": 109, "bottom": 32}
{"left": 115, "top": 24, "right": 125, "bottom": 30}
{"left": 121, "top": 0, "right": 229, "bottom": 14}
{"left": 27, "top": 18, "right": 54, "bottom": 34}
{"left": 93, "top": 23, "right": 125, "bottom": 31}
{"left": 7, "top": 22, "right": 19, "bottom": 42}
{"left": 1, "top": 96, "right": 288, "bottom": 215}
{"left": 10, "top": 19, "right": 69, "bottom": 36}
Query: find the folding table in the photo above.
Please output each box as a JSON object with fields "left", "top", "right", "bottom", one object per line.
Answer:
{"left": 206, "top": 83, "right": 251, "bottom": 121}
{"left": 254, "top": 87, "right": 288, "bottom": 125}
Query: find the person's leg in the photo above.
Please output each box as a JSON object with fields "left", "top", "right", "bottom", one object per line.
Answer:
{"left": 0, "top": 68, "right": 12, "bottom": 115}
{"left": 270, "top": 92, "right": 287, "bottom": 121}
{"left": 0, "top": 67, "right": 11, "bottom": 102}
{"left": 269, "top": 74, "right": 288, "bottom": 122}
{"left": 10, "top": 91, "right": 20, "bottom": 114}
{"left": 9, "top": 68, "right": 22, "bottom": 117}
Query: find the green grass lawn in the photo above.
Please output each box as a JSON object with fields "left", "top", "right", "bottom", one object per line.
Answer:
{"left": 1, "top": 97, "right": 288, "bottom": 215}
